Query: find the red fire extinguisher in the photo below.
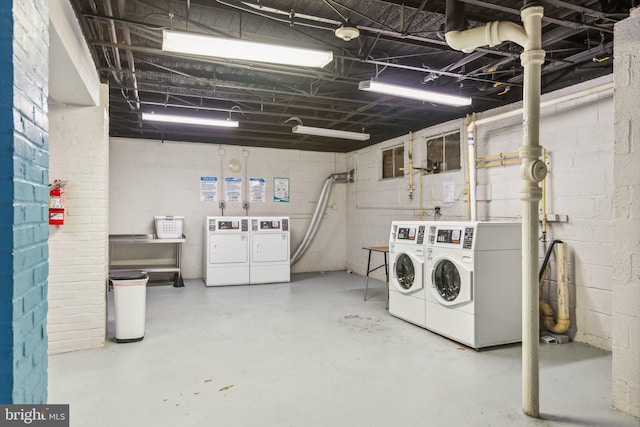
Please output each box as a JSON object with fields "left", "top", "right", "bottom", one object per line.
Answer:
{"left": 49, "top": 180, "right": 65, "bottom": 225}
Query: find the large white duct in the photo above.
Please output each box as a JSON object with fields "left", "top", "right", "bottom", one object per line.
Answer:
{"left": 290, "top": 172, "right": 351, "bottom": 265}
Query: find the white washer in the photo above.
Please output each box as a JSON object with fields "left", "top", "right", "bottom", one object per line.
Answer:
{"left": 388, "top": 221, "right": 430, "bottom": 328}
{"left": 204, "top": 216, "right": 250, "bottom": 286}
{"left": 250, "top": 217, "right": 290, "bottom": 284}
{"left": 424, "top": 221, "right": 522, "bottom": 349}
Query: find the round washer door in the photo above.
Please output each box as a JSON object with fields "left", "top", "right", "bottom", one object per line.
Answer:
{"left": 430, "top": 256, "right": 472, "bottom": 306}
{"left": 391, "top": 252, "right": 424, "bottom": 294}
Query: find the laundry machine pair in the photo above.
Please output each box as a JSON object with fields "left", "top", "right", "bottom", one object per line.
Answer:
{"left": 204, "top": 216, "right": 290, "bottom": 286}
{"left": 389, "top": 220, "right": 522, "bottom": 349}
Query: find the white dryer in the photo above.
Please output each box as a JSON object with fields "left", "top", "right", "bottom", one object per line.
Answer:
{"left": 250, "top": 217, "right": 290, "bottom": 284}
{"left": 204, "top": 216, "right": 250, "bottom": 286}
{"left": 424, "top": 221, "right": 522, "bottom": 349}
{"left": 388, "top": 221, "right": 430, "bottom": 328}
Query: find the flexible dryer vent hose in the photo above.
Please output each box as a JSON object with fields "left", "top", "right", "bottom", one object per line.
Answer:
{"left": 290, "top": 172, "right": 351, "bottom": 265}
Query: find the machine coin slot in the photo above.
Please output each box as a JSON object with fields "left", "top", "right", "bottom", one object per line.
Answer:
{"left": 463, "top": 227, "right": 474, "bottom": 249}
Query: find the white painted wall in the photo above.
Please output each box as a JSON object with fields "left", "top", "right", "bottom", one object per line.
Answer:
{"left": 47, "top": 85, "right": 109, "bottom": 354}
{"left": 49, "top": 0, "right": 101, "bottom": 105}
{"left": 109, "top": 138, "right": 348, "bottom": 277}
{"left": 612, "top": 8, "right": 640, "bottom": 418}
{"left": 346, "top": 75, "right": 616, "bottom": 350}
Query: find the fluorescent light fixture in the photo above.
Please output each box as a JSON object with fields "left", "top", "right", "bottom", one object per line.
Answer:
{"left": 142, "top": 112, "right": 239, "bottom": 128}
{"left": 292, "top": 125, "right": 370, "bottom": 141}
{"left": 162, "top": 30, "right": 333, "bottom": 68}
{"left": 359, "top": 80, "right": 472, "bottom": 107}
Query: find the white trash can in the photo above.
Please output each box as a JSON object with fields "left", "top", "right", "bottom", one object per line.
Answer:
{"left": 110, "top": 270, "right": 149, "bottom": 343}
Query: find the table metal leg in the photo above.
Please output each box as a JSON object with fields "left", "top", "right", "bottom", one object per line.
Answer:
{"left": 173, "top": 273, "right": 184, "bottom": 288}
{"left": 384, "top": 252, "right": 389, "bottom": 310}
{"left": 173, "top": 241, "right": 184, "bottom": 287}
{"left": 364, "top": 250, "right": 372, "bottom": 301}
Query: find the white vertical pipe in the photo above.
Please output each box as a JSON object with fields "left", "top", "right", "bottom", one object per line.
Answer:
{"left": 466, "top": 123, "right": 477, "bottom": 220}
{"left": 519, "top": 5, "right": 546, "bottom": 418}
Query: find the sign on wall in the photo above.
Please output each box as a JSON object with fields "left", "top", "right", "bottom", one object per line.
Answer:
{"left": 274, "top": 177, "right": 289, "bottom": 203}
{"left": 225, "top": 177, "right": 242, "bottom": 202}
{"left": 250, "top": 177, "right": 266, "bottom": 202}
{"left": 200, "top": 176, "right": 218, "bottom": 202}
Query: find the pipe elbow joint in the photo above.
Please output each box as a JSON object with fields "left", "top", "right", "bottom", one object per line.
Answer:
{"left": 445, "top": 31, "right": 476, "bottom": 53}
{"left": 446, "top": 21, "right": 527, "bottom": 53}
{"left": 553, "top": 318, "right": 571, "bottom": 334}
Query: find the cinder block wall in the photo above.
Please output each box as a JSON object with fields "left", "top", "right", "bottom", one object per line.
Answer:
{"left": 109, "top": 139, "right": 348, "bottom": 276}
{"left": 47, "top": 86, "right": 109, "bottom": 354}
{"left": 346, "top": 76, "right": 616, "bottom": 351}
{"left": 612, "top": 8, "right": 640, "bottom": 418}
{"left": 475, "top": 76, "right": 614, "bottom": 346}
{"left": 0, "top": 0, "right": 49, "bottom": 403}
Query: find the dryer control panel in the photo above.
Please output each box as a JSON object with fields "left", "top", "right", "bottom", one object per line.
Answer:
{"left": 251, "top": 217, "right": 290, "bottom": 232}
{"left": 209, "top": 218, "right": 249, "bottom": 232}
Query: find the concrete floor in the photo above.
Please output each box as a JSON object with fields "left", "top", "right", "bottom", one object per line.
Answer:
{"left": 49, "top": 271, "right": 639, "bottom": 427}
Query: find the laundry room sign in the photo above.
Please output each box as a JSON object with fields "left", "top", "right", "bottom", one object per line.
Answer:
{"left": 250, "top": 177, "right": 266, "bottom": 202}
{"left": 225, "top": 177, "right": 242, "bottom": 202}
{"left": 274, "top": 177, "right": 289, "bottom": 202}
{"left": 200, "top": 176, "right": 218, "bottom": 202}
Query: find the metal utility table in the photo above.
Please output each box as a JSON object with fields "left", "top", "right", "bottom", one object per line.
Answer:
{"left": 109, "top": 234, "right": 186, "bottom": 287}
{"left": 362, "top": 246, "right": 389, "bottom": 308}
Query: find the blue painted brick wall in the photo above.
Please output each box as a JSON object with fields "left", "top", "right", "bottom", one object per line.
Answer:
{"left": 0, "top": 0, "right": 49, "bottom": 404}
{"left": 0, "top": 0, "right": 16, "bottom": 405}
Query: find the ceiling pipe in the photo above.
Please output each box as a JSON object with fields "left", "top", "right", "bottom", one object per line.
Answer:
{"left": 117, "top": 0, "right": 141, "bottom": 111}
{"left": 445, "top": 0, "right": 528, "bottom": 53}
{"left": 445, "top": 0, "right": 546, "bottom": 418}
{"left": 103, "top": 0, "right": 124, "bottom": 85}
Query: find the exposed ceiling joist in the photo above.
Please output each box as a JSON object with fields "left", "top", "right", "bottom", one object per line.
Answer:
{"left": 70, "top": 0, "right": 629, "bottom": 152}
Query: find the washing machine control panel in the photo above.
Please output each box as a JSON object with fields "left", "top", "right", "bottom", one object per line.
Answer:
{"left": 395, "top": 225, "right": 425, "bottom": 244}
{"left": 462, "top": 227, "right": 474, "bottom": 249}
{"left": 433, "top": 227, "right": 475, "bottom": 248}
{"left": 436, "top": 228, "right": 462, "bottom": 245}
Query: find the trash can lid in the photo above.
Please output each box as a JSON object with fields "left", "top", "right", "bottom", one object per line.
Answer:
{"left": 110, "top": 270, "right": 148, "bottom": 280}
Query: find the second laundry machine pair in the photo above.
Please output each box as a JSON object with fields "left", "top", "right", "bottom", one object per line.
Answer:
{"left": 204, "top": 216, "right": 290, "bottom": 286}
{"left": 389, "top": 220, "right": 522, "bottom": 349}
